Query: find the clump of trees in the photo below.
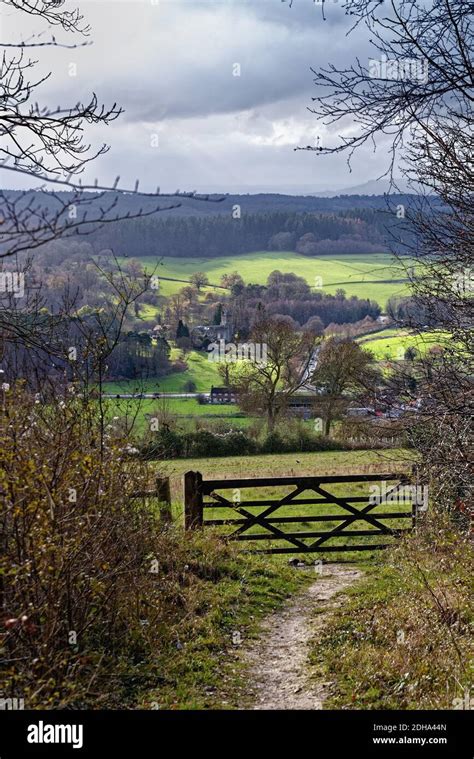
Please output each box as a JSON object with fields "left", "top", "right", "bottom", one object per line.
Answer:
{"left": 139, "top": 422, "right": 352, "bottom": 460}
{"left": 228, "top": 271, "right": 381, "bottom": 336}
{"left": 107, "top": 332, "right": 171, "bottom": 380}
{"left": 295, "top": 232, "right": 382, "bottom": 257}
{"left": 81, "top": 208, "right": 395, "bottom": 259}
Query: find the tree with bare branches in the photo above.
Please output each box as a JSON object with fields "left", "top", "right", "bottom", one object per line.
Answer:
{"left": 297, "top": 0, "right": 473, "bottom": 514}
{"left": 222, "top": 317, "right": 320, "bottom": 432}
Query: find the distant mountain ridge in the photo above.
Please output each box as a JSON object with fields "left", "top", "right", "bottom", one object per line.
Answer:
{"left": 3, "top": 188, "right": 421, "bottom": 219}
{"left": 314, "top": 177, "right": 413, "bottom": 197}
{"left": 187, "top": 177, "right": 413, "bottom": 198}
{"left": 2, "top": 187, "right": 434, "bottom": 259}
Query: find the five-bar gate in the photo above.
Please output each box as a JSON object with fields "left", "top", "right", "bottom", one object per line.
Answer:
{"left": 183, "top": 470, "right": 418, "bottom": 554}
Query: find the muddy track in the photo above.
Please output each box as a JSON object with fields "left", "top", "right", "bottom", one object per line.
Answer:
{"left": 242, "top": 564, "right": 363, "bottom": 710}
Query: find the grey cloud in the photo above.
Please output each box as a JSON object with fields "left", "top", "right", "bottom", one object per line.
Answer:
{"left": 5, "top": 0, "right": 389, "bottom": 192}
{"left": 40, "top": 0, "right": 369, "bottom": 122}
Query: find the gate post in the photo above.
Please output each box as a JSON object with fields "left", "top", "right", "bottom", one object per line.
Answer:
{"left": 156, "top": 476, "right": 172, "bottom": 523}
{"left": 184, "top": 471, "right": 203, "bottom": 529}
{"left": 410, "top": 464, "right": 418, "bottom": 531}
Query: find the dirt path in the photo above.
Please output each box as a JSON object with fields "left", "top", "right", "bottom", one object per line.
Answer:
{"left": 242, "top": 564, "right": 363, "bottom": 710}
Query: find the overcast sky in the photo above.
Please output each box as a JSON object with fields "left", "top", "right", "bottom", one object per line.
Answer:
{"left": 5, "top": 0, "right": 395, "bottom": 194}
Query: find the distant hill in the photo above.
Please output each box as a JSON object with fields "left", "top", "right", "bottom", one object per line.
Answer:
{"left": 315, "top": 178, "right": 413, "bottom": 198}
{"left": 4, "top": 188, "right": 437, "bottom": 259}
{"left": 3, "top": 188, "right": 421, "bottom": 218}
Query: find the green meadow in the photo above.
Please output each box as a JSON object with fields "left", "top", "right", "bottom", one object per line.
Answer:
{"left": 358, "top": 329, "right": 450, "bottom": 361}
{"left": 104, "top": 396, "right": 246, "bottom": 434}
{"left": 104, "top": 350, "right": 221, "bottom": 395}
{"left": 123, "top": 250, "right": 411, "bottom": 307}
{"left": 155, "top": 449, "right": 411, "bottom": 496}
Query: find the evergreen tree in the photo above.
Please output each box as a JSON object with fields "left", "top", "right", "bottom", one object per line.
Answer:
{"left": 176, "top": 320, "right": 190, "bottom": 339}
{"left": 212, "top": 303, "right": 222, "bottom": 325}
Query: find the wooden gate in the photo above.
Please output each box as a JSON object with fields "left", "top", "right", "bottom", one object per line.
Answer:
{"left": 183, "top": 470, "right": 418, "bottom": 554}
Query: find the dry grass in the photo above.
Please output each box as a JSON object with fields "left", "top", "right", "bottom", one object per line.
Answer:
{"left": 309, "top": 514, "right": 473, "bottom": 709}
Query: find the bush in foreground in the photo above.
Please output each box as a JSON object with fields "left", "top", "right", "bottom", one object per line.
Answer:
{"left": 0, "top": 386, "right": 303, "bottom": 708}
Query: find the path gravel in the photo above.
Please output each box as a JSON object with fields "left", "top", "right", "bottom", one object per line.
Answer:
{"left": 242, "top": 564, "right": 363, "bottom": 710}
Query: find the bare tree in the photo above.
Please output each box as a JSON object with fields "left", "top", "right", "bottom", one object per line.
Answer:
{"left": 222, "top": 317, "right": 319, "bottom": 432}
{"left": 297, "top": 0, "right": 473, "bottom": 513}
{"left": 0, "top": 0, "right": 220, "bottom": 388}
{"left": 311, "top": 337, "right": 380, "bottom": 435}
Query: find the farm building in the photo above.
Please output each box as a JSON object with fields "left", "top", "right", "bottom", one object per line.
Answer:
{"left": 209, "top": 386, "right": 237, "bottom": 404}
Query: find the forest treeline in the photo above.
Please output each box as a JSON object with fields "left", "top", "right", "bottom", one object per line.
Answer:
{"left": 3, "top": 190, "right": 424, "bottom": 259}
{"left": 89, "top": 209, "right": 397, "bottom": 258}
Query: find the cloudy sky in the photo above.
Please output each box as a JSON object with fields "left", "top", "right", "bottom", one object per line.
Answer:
{"left": 5, "top": 0, "right": 394, "bottom": 194}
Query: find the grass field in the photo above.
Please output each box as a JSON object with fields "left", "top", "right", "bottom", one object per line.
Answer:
{"left": 124, "top": 251, "right": 411, "bottom": 307}
{"left": 358, "top": 329, "right": 450, "bottom": 361}
{"left": 104, "top": 351, "right": 221, "bottom": 395}
{"left": 157, "top": 448, "right": 411, "bottom": 494}
{"left": 103, "top": 349, "right": 240, "bottom": 431}
{"left": 104, "top": 396, "right": 246, "bottom": 434}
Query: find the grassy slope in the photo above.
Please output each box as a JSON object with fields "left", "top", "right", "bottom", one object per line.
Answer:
{"left": 161, "top": 350, "right": 222, "bottom": 391}
{"left": 309, "top": 518, "right": 473, "bottom": 709}
{"left": 103, "top": 349, "right": 242, "bottom": 433}
{"left": 140, "top": 531, "right": 308, "bottom": 709}
{"left": 104, "top": 350, "right": 221, "bottom": 394}
{"left": 358, "top": 329, "right": 450, "bottom": 361}
{"left": 357, "top": 327, "right": 412, "bottom": 342}
{"left": 126, "top": 251, "right": 410, "bottom": 306}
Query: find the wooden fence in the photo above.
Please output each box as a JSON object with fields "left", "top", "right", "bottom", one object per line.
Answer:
{"left": 183, "top": 470, "right": 419, "bottom": 554}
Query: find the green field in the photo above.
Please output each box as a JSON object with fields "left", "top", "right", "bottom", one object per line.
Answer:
{"left": 125, "top": 251, "right": 411, "bottom": 307}
{"left": 157, "top": 448, "right": 411, "bottom": 494}
{"left": 103, "top": 349, "right": 238, "bottom": 431}
{"left": 104, "top": 351, "right": 221, "bottom": 395}
{"left": 104, "top": 396, "right": 246, "bottom": 434}
{"left": 358, "top": 329, "right": 450, "bottom": 361}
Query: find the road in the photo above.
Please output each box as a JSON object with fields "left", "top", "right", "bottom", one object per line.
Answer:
{"left": 102, "top": 392, "right": 209, "bottom": 399}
